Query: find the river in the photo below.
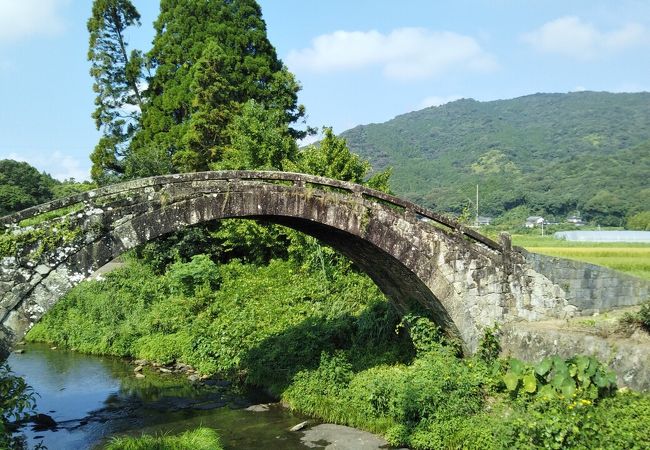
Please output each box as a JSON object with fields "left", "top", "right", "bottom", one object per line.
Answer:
{"left": 6, "top": 343, "right": 317, "bottom": 449}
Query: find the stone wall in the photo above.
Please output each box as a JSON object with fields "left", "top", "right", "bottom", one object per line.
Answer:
{"left": 522, "top": 250, "right": 650, "bottom": 314}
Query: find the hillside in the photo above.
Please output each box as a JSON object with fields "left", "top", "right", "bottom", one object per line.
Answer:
{"left": 341, "top": 91, "right": 650, "bottom": 225}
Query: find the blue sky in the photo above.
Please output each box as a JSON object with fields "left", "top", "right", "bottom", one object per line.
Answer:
{"left": 1, "top": 0, "right": 649, "bottom": 180}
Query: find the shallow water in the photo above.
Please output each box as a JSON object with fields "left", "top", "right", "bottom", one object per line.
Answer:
{"left": 7, "top": 343, "right": 312, "bottom": 449}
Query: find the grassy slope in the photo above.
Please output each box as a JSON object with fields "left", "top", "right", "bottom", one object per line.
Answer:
{"left": 511, "top": 235, "right": 650, "bottom": 280}
{"left": 342, "top": 91, "right": 650, "bottom": 220}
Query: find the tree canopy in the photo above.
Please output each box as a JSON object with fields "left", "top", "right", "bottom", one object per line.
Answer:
{"left": 0, "top": 160, "right": 56, "bottom": 215}
{"left": 121, "top": 0, "right": 308, "bottom": 179}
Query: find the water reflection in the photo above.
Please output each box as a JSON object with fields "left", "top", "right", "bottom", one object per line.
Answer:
{"left": 7, "top": 343, "right": 310, "bottom": 449}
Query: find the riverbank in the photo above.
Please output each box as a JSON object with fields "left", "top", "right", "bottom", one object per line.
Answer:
{"left": 8, "top": 343, "right": 402, "bottom": 449}
{"left": 21, "top": 256, "right": 650, "bottom": 449}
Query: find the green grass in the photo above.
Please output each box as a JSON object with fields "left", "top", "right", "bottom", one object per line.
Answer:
{"left": 509, "top": 235, "right": 650, "bottom": 280}
{"left": 104, "top": 427, "right": 222, "bottom": 450}
{"left": 511, "top": 234, "right": 650, "bottom": 248}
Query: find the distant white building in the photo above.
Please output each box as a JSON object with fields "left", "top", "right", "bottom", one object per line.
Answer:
{"left": 566, "top": 215, "right": 586, "bottom": 226}
{"left": 525, "top": 216, "right": 545, "bottom": 228}
{"left": 475, "top": 216, "right": 492, "bottom": 226}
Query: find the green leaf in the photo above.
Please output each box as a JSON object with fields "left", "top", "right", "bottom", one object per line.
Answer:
{"left": 575, "top": 355, "right": 590, "bottom": 373}
{"left": 606, "top": 371, "right": 617, "bottom": 386}
{"left": 523, "top": 373, "right": 537, "bottom": 393}
{"left": 538, "top": 384, "right": 556, "bottom": 399}
{"left": 568, "top": 363, "right": 577, "bottom": 378}
{"left": 552, "top": 373, "right": 567, "bottom": 389}
{"left": 593, "top": 371, "right": 607, "bottom": 388}
{"left": 535, "top": 358, "right": 552, "bottom": 376}
{"left": 503, "top": 371, "right": 520, "bottom": 391}
{"left": 561, "top": 378, "right": 576, "bottom": 397}
{"left": 508, "top": 358, "right": 525, "bottom": 376}
{"left": 552, "top": 357, "right": 568, "bottom": 376}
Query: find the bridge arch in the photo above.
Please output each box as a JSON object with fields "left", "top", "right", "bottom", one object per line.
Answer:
{"left": 0, "top": 171, "right": 569, "bottom": 359}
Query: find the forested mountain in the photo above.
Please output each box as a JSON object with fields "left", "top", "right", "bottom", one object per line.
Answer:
{"left": 342, "top": 91, "right": 650, "bottom": 225}
{"left": 0, "top": 160, "right": 92, "bottom": 216}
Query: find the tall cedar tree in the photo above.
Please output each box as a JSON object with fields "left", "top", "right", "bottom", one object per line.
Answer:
{"left": 88, "top": 0, "right": 144, "bottom": 185}
{"left": 126, "top": 0, "right": 308, "bottom": 177}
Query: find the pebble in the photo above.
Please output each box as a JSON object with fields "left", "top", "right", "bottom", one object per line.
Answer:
{"left": 135, "top": 373, "right": 145, "bottom": 379}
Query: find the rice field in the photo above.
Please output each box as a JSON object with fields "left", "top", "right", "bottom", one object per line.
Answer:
{"left": 510, "top": 235, "right": 650, "bottom": 280}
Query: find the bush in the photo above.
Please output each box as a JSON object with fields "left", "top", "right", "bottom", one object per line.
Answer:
{"left": 502, "top": 355, "right": 617, "bottom": 401}
{"left": 619, "top": 300, "right": 650, "bottom": 333}
{"left": 0, "top": 364, "right": 36, "bottom": 449}
{"left": 283, "top": 317, "right": 487, "bottom": 449}
{"left": 627, "top": 211, "right": 650, "bottom": 230}
{"left": 639, "top": 301, "right": 650, "bottom": 332}
{"left": 505, "top": 391, "right": 650, "bottom": 450}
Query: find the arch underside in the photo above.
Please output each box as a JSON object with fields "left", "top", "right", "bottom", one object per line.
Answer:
{"left": 88, "top": 187, "right": 461, "bottom": 336}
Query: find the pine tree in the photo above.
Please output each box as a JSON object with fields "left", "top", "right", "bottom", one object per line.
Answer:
{"left": 87, "top": 0, "right": 144, "bottom": 184}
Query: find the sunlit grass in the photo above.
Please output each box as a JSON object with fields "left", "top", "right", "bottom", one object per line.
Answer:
{"left": 509, "top": 235, "right": 650, "bottom": 280}
{"left": 104, "top": 427, "right": 222, "bottom": 450}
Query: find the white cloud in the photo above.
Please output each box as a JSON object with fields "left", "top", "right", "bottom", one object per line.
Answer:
{"left": 0, "top": 0, "right": 68, "bottom": 43}
{"left": 1, "top": 151, "right": 90, "bottom": 181}
{"left": 419, "top": 95, "right": 462, "bottom": 109}
{"left": 287, "top": 27, "right": 497, "bottom": 80}
{"left": 522, "top": 16, "right": 649, "bottom": 59}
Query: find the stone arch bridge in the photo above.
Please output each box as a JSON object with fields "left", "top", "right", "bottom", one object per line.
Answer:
{"left": 0, "top": 171, "right": 573, "bottom": 360}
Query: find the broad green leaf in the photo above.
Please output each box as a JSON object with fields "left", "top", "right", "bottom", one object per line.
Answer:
{"left": 535, "top": 358, "right": 552, "bottom": 376}
{"left": 523, "top": 373, "right": 537, "bottom": 393}
{"left": 538, "top": 384, "right": 556, "bottom": 399}
{"left": 509, "top": 358, "right": 525, "bottom": 375}
{"left": 552, "top": 373, "right": 567, "bottom": 389}
{"left": 568, "top": 363, "right": 577, "bottom": 378}
{"left": 575, "top": 355, "right": 590, "bottom": 372}
{"left": 593, "top": 371, "right": 606, "bottom": 388}
{"left": 561, "top": 379, "right": 576, "bottom": 397}
{"left": 552, "top": 357, "right": 568, "bottom": 376}
{"left": 606, "top": 371, "right": 617, "bottom": 386}
{"left": 503, "top": 371, "right": 520, "bottom": 391}
{"left": 585, "top": 359, "right": 598, "bottom": 377}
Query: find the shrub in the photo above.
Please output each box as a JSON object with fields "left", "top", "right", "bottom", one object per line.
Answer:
{"left": 502, "top": 355, "right": 616, "bottom": 401}
{"left": 638, "top": 300, "right": 650, "bottom": 332}
{"left": 0, "top": 364, "right": 36, "bottom": 449}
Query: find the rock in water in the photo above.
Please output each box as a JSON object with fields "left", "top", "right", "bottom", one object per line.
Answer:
{"left": 30, "top": 414, "right": 57, "bottom": 431}
{"left": 290, "top": 420, "right": 309, "bottom": 431}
